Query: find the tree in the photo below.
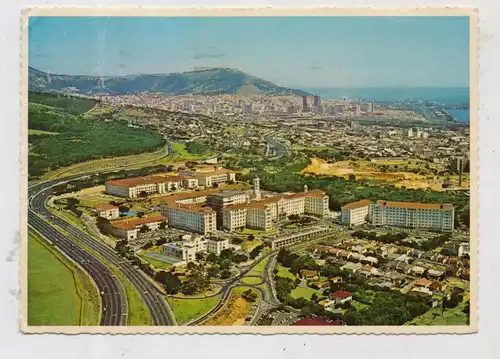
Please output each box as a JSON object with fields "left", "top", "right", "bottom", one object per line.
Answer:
{"left": 96, "top": 216, "right": 112, "bottom": 235}
{"left": 212, "top": 183, "right": 219, "bottom": 188}
{"left": 220, "top": 269, "right": 231, "bottom": 279}
{"left": 219, "top": 248, "right": 233, "bottom": 261}
{"left": 348, "top": 174, "right": 356, "bottom": 182}
{"left": 206, "top": 253, "right": 218, "bottom": 263}
{"left": 187, "top": 262, "right": 197, "bottom": 271}
{"left": 139, "top": 224, "right": 149, "bottom": 233}
{"left": 181, "top": 281, "right": 198, "bottom": 295}
{"left": 137, "top": 211, "right": 145, "bottom": 218}
{"left": 247, "top": 234, "right": 255, "bottom": 241}
{"left": 311, "top": 293, "right": 318, "bottom": 302}
{"left": 219, "top": 259, "right": 232, "bottom": 270}
{"left": 166, "top": 165, "right": 174, "bottom": 172}
{"left": 170, "top": 185, "right": 177, "bottom": 191}
{"left": 156, "top": 271, "right": 182, "bottom": 294}
{"left": 159, "top": 221, "right": 167, "bottom": 230}
{"left": 242, "top": 289, "right": 258, "bottom": 302}
{"left": 118, "top": 205, "right": 129, "bottom": 213}
{"left": 139, "top": 191, "right": 148, "bottom": 198}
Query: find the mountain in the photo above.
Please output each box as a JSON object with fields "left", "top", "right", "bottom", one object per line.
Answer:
{"left": 28, "top": 67, "right": 311, "bottom": 97}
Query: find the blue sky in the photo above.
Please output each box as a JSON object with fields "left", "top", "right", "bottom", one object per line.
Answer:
{"left": 28, "top": 16, "right": 470, "bottom": 88}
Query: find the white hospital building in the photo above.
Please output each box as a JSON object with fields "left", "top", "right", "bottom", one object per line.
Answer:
{"left": 341, "top": 200, "right": 372, "bottom": 227}
{"left": 372, "top": 200, "right": 454, "bottom": 232}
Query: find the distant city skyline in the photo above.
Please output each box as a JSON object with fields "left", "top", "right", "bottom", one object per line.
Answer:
{"left": 29, "top": 16, "right": 470, "bottom": 88}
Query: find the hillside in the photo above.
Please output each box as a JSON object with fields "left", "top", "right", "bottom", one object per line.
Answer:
{"left": 28, "top": 67, "right": 311, "bottom": 97}
{"left": 28, "top": 92, "right": 166, "bottom": 178}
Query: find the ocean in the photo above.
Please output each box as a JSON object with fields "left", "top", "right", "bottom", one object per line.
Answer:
{"left": 303, "top": 87, "right": 470, "bottom": 106}
{"left": 446, "top": 108, "right": 470, "bottom": 123}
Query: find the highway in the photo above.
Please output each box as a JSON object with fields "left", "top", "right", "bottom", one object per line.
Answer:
{"left": 29, "top": 182, "right": 177, "bottom": 326}
{"left": 27, "top": 141, "right": 177, "bottom": 326}
{"left": 29, "top": 213, "right": 127, "bottom": 326}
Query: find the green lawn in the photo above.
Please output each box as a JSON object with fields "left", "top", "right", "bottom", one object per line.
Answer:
{"left": 406, "top": 300, "right": 469, "bottom": 326}
{"left": 28, "top": 230, "right": 100, "bottom": 326}
{"left": 276, "top": 264, "right": 296, "bottom": 280}
{"left": 240, "top": 276, "right": 263, "bottom": 285}
{"left": 290, "top": 286, "right": 322, "bottom": 300}
{"left": 168, "top": 295, "right": 221, "bottom": 325}
{"left": 170, "top": 141, "right": 208, "bottom": 160}
{"left": 138, "top": 253, "right": 173, "bottom": 270}
{"left": 240, "top": 228, "right": 276, "bottom": 235}
{"left": 248, "top": 256, "right": 271, "bottom": 276}
{"left": 351, "top": 301, "right": 371, "bottom": 311}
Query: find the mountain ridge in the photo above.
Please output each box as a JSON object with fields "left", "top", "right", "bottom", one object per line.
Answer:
{"left": 28, "top": 67, "right": 311, "bottom": 97}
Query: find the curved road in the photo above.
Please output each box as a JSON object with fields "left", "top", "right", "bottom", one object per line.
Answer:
{"left": 186, "top": 253, "right": 279, "bottom": 326}
{"left": 27, "top": 141, "right": 177, "bottom": 326}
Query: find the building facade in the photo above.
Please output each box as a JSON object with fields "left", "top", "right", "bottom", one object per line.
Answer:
{"left": 105, "top": 176, "right": 181, "bottom": 198}
{"left": 221, "top": 189, "right": 329, "bottom": 232}
{"left": 111, "top": 215, "right": 166, "bottom": 240}
{"left": 94, "top": 203, "right": 120, "bottom": 219}
{"left": 164, "top": 205, "right": 216, "bottom": 235}
{"left": 372, "top": 200, "right": 454, "bottom": 232}
{"left": 341, "top": 200, "right": 372, "bottom": 227}
{"left": 163, "top": 235, "right": 229, "bottom": 262}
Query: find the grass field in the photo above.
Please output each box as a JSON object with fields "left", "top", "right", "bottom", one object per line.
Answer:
{"left": 276, "top": 264, "right": 296, "bottom": 280}
{"left": 240, "top": 276, "right": 263, "bottom": 285}
{"left": 168, "top": 295, "right": 221, "bottom": 325}
{"left": 169, "top": 141, "right": 211, "bottom": 160}
{"left": 138, "top": 252, "right": 174, "bottom": 270}
{"left": 290, "top": 286, "right": 322, "bottom": 300}
{"left": 302, "top": 157, "right": 470, "bottom": 191}
{"left": 27, "top": 230, "right": 100, "bottom": 326}
{"left": 248, "top": 256, "right": 270, "bottom": 276}
{"left": 240, "top": 228, "right": 276, "bottom": 235}
{"left": 406, "top": 299, "right": 469, "bottom": 326}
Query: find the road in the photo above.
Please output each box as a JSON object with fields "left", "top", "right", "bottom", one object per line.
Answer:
{"left": 29, "top": 213, "right": 127, "bottom": 326}
{"left": 185, "top": 253, "right": 280, "bottom": 326}
{"left": 27, "top": 142, "right": 177, "bottom": 326}
{"left": 264, "top": 132, "right": 290, "bottom": 157}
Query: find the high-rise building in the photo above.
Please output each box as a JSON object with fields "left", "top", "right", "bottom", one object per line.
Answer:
{"left": 302, "top": 96, "right": 309, "bottom": 112}
{"left": 367, "top": 101, "right": 374, "bottom": 113}
{"left": 243, "top": 103, "right": 253, "bottom": 115}
{"left": 355, "top": 105, "right": 361, "bottom": 116}
{"left": 313, "top": 94, "right": 321, "bottom": 108}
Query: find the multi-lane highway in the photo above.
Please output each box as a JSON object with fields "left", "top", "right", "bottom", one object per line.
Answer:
{"left": 27, "top": 141, "right": 177, "bottom": 326}
{"left": 29, "top": 180, "right": 177, "bottom": 326}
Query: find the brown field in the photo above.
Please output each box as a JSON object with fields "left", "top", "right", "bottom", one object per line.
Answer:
{"left": 201, "top": 288, "right": 256, "bottom": 326}
{"left": 302, "top": 158, "right": 470, "bottom": 191}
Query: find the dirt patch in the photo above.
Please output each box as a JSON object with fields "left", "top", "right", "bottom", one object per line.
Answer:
{"left": 302, "top": 157, "right": 468, "bottom": 191}
{"left": 201, "top": 293, "right": 250, "bottom": 326}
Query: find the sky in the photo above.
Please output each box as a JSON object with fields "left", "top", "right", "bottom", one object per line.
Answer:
{"left": 28, "top": 16, "right": 470, "bottom": 88}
